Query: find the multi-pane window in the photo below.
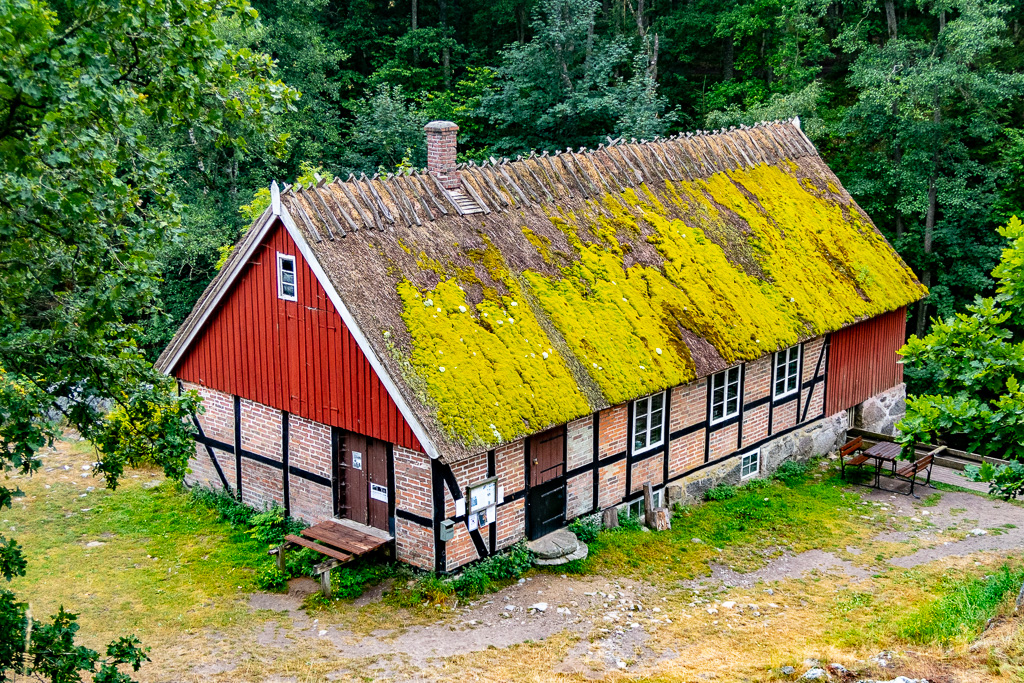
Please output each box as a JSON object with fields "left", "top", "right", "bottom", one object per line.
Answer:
{"left": 773, "top": 345, "right": 801, "bottom": 398}
{"left": 740, "top": 450, "right": 760, "bottom": 478}
{"left": 277, "top": 253, "right": 297, "bottom": 301}
{"left": 632, "top": 391, "right": 666, "bottom": 453}
{"left": 710, "top": 366, "right": 741, "bottom": 423}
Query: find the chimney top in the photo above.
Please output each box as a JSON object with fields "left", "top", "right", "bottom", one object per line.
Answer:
{"left": 425, "top": 120, "right": 459, "bottom": 133}
{"left": 425, "top": 120, "right": 460, "bottom": 191}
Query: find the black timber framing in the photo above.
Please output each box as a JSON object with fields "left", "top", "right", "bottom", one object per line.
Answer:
{"left": 233, "top": 395, "right": 242, "bottom": 498}
{"left": 282, "top": 411, "right": 290, "bottom": 516}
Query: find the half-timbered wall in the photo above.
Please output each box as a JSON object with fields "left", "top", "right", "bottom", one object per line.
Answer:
{"left": 175, "top": 220, "right": 421, "bottom": 451}
{"left": 825, "top": 307, "right": 906, "bottom": 416}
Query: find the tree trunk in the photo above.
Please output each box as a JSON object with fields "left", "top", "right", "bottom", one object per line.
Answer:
{"left": 917, "top": 100, "right": 941, "bottom": 337}
{"left": 885, "top": 0, "right": 898, "bottom": 41}
{"left": 439, "top": 0, "right": 451, "bottom": 89}
{"left": 723, "top": 38, "right": 734, "bottom": 81}
{"left": 411, "top": 0, "right": 418, "bottom": 64}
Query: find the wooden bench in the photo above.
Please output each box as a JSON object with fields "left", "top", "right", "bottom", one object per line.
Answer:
{"left": 839, "top": 436, "right": 871, "bottom": 482}
{"left": 892, "top": 447, "right": 943, "bottom": 497}
{"left": 267, "top": 520, "right": 389, "bottom": 597}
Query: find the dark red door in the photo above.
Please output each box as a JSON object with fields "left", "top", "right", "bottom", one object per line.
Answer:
{"left": 527, "top": 426, "right": 566, "bottom": 539}
{"left": 335, "top": 429, "right": 390, "bottom": 531}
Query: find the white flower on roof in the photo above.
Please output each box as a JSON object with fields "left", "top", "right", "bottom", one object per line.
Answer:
{"left": 511, "top": 301, "right": 518, "bottom": 307}
{"left": 424, "top": 299, "right": 433, "bottom": 306}
{"left": 542, "top": 352, "right": 549, "bottom": 359}
{"left": 640, "top": 365, "right": 646, "bottom": 370}
{"left": 497, "top": 320, "right": 503, "bottom": 325}
{"left": 790, "top": 298, "right": 795, "bottom": 302}
{"left": 593, "top": 363, "right": 598, "bottom": 368}
{"left": 509, "top": 318, "right": 515, "bottom": 323}
{"left": 656, "top": 348, "right": 662, "bottom": 355}
{"left": 756, "top": 339, "right": 761, "bottom": 343}
{"left": 483, "top": 312, "right": 488, "bottom": 317}
{"left": 437, "top": 308, "right": 442, "bottom": 313}
{"left": 439, "top": 367, "right": 446, "bottom": 372}
{"left": 622, "top": 298, "right": 628, "bottom": 303}
{"left": 459, "top": 305, "right": 467, "bottom": 313}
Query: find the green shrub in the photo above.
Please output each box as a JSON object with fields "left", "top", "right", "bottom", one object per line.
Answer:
{"left": 705, "top": 484, "right": 737, "bottom": 501}
{"left": 742, "top": 477, "right": 772, "bottom": 491}
{"left": 897, "top": 565, "right": 1024, "bottom": 645}
{"left": 452, "top": 542, "right": 534, "bottom": 597}
{"left": 568, "top": 515, "right": 600, "bottom": 544}
{"left": 285, "top": 547, "right": 322, "bottom": 578}
{"left": 254, "top": 565, "right": 289, "bottom": 592}
{"left": 191, "top": 486, "right": 254, "bottom": 527}
{"left": 772, "top": 460, "right": 809, "bottom": 485}
{"left": 616, "top": 508, "right": 644, "bottom": 531}
{"left": 247, "top": 505, "right": 303, "bottom": 546}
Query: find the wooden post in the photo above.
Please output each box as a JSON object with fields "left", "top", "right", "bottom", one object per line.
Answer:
{"left": 602, "top": 508, "right": 619, "bottom": 529}
{"left": 320, "top": 569, "right": 332, "bottom": 598}
{"left": 275, "top": 543, "right": 287, "bottom": 572}
{"left": 644, "top": 482, "right": 672, "bottom": 531}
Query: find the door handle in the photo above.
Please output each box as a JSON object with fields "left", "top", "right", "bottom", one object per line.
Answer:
{"left": 533, "top": 458, "right": 538, "bottom": 465}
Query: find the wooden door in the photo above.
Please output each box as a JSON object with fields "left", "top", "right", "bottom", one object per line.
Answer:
{"left": 529, "top": 426, "right": 565, "bottom": 486}
{"left": 335, "top": 428, "right": 390, "bottom": 532}
{"left": 366, "top": 439, "right": 389, "bottom": 531}
{"left": 527, "top": 426, "right": 566, "bottom": 539}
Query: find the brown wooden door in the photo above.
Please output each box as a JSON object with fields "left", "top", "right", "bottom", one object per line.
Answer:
{"left": 335, "top": 429, "right": 390, "bottom": 532}
{"left": 529, "top": 426, "right": 565, "bottom": 486}
{"left": 366, "top": 439, "right": 389, "bottom": 531}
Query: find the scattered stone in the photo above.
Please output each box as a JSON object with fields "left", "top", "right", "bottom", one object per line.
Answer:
{"left": 706, "top": 608, "right": 718, "bottom": 615}
{"left": 721, "top": 601, "right": 736, "bottom": 609}
{"left": 504, "top": 604, "right": 516, "bottom": 611}
{"left": 799, "top": 668, "right": 827, "bottom": 681}
{"left": 827, "top": 663, "right": 848, "bottom": 675}
{"left": 691, "top": 538, "right": 703, "bottom": 544}
{"left": 969, "top": 528, "right": 987, "bottom": 536}
{"left": 85, "top": 541, "right": 105, "bottom": 548}
{"left": 529, "top": 602, "right": 548, "bottom": 612}
{"left": 317, "top": 630, "right": 327, "bottom": 636}
{"left": 781, "top": 666, "right": 796, "bottom": 675}
{"left": 616, "top": 661, "right": 626, "bottom": 669}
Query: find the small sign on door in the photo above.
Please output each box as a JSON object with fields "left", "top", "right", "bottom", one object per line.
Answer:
{"left": 370, "top": 483, "right": 388, "bottom": 502}
{"left": 352, "top": 451, "right": 362, "bottom": 470}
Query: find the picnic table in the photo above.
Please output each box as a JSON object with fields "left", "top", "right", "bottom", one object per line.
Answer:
{"left": 863, "top": 441, "right": 901, "bottom": 487}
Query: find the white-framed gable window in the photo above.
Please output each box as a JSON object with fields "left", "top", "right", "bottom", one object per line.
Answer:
{"left": 632, "top": 391, "right": 666, "bottom": 454}
{"left": 740, "top": 449, "right": 760, "bottom": 479}
{"left": 773, "top": 345, "right": 801, "bottom": 398}
{"left": 709, "top": 366, "right": 741, "bottom": 424}
{"left": 277, "top": 252, "right": 297, "bottom": 301}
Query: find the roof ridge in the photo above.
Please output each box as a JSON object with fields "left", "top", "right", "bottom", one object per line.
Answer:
{"left": 281, "top": 118, "right": 817, "bottom": 242}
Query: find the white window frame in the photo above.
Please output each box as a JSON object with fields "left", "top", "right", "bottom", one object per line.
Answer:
{"left": 621, "top": 488, "right": 663, "bottom": 518}
{"left": 773, "top": 344, "right": 801, "bottom": 399}
{"left": 631, "top": 391, "right": 666, "bottom": 454}
{"left": 740, "top": 449, "right": 760, "bottom": 479}
{"left": 277, "top": 252, "right": 297, "bottom": 301}
{"left": 709, "top": 366, "right": 742, "bottom": 425}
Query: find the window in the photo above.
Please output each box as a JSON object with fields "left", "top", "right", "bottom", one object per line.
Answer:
{"left": 773, "top": 345, "right": 801, "bottom": 398}
{"left": 710, "top": 366, "right": 741, "bottom": 424}
{"left": 632, "top": 391, "right": 666, "bottom": 453}
{"left": 277, "top": 253, "right": 297, "bottom": 301}
{"left": 740, "top": 450, "right": 760, "bottom": 479}
{"left": 621, "top": 488, "right": 663, "bottom": 519}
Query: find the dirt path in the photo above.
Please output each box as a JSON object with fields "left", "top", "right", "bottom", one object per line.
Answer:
{"left": 208, "top": 486, "right": 1024, "bottom": 682}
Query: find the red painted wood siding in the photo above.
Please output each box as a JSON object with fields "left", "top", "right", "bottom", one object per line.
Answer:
{"left": 175, "top": 220, "right": 422, "bottom": 451}
{"left": 825, "top": 307, "right": 906, "bottom": 416}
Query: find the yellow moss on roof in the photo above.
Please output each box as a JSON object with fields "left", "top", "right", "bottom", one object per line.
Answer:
{"left": 393, "top": 162, "right": 925, "bottom": 448}
{"left": 397, "top": 276, "right": 591, "bottom": 448}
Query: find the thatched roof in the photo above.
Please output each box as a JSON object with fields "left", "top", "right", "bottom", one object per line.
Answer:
{"left": 159, "top": 119, "right": 926, "bottom": 463}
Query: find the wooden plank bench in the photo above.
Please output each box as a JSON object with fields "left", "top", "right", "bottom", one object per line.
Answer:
{"left": 839, "top": 436, "right": 871, "bottom": 483}
{"left": 892, "top": 446, "right": 944, "bottom": 497}
{"left": 267, "top": 520, "right": 389, "bottom": 597}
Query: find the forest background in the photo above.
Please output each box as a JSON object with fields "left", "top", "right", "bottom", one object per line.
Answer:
{"left": 151, "top": 0, "right": 1024, "bottom": 357}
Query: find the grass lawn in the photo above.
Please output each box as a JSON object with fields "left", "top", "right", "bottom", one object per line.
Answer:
{"left": 7, "top": 437, "right": 1024, "bottom": 682}
{"left": 6, "top": 437, "right": 268, "bottom": 647}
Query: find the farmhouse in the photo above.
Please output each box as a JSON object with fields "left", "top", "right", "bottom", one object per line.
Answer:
{"left": 157, "top": 119, "right": 926, "bottom": 572}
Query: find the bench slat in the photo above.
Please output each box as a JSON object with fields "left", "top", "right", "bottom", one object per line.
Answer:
{"left": 284, "top": 534, "right": 353, "bottom": 563}
{"left": 845, "top": 455, "right": 871, "bottom": 466}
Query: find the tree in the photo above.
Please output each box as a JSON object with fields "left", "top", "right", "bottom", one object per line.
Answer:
{"left": 479, "top": 0, "right": 671, "bottom": 153}
{"left": 838, "top": 0, "right": 1024, "bottom": 333}
{"left": 0, "top": 0, "right": 296, "bottom": 678}
{"left": 897, "top": 216, "right": 1024, "bottom": 468}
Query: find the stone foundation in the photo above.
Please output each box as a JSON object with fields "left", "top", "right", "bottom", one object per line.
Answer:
{"left": 854, "top": 383, "right": 906, "bottom": 435}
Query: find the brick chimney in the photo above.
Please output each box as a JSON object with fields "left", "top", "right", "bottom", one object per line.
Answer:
{"left": 425, "top": 120, "right": 460, "bottom": 190}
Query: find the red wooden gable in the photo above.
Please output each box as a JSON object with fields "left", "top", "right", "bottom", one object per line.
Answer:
{"left": 175, "top": 220, "right": 422, "bottom": 451}
{"left": 825, "top": 306, "right": 906, "bottom": 416}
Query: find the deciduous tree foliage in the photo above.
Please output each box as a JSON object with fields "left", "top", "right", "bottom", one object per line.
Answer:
{"left": 897, "top": 216, "right": 1024, "bottom": 466}
{"left": 0, "top": 0, "right": 295, "bottom": 678}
